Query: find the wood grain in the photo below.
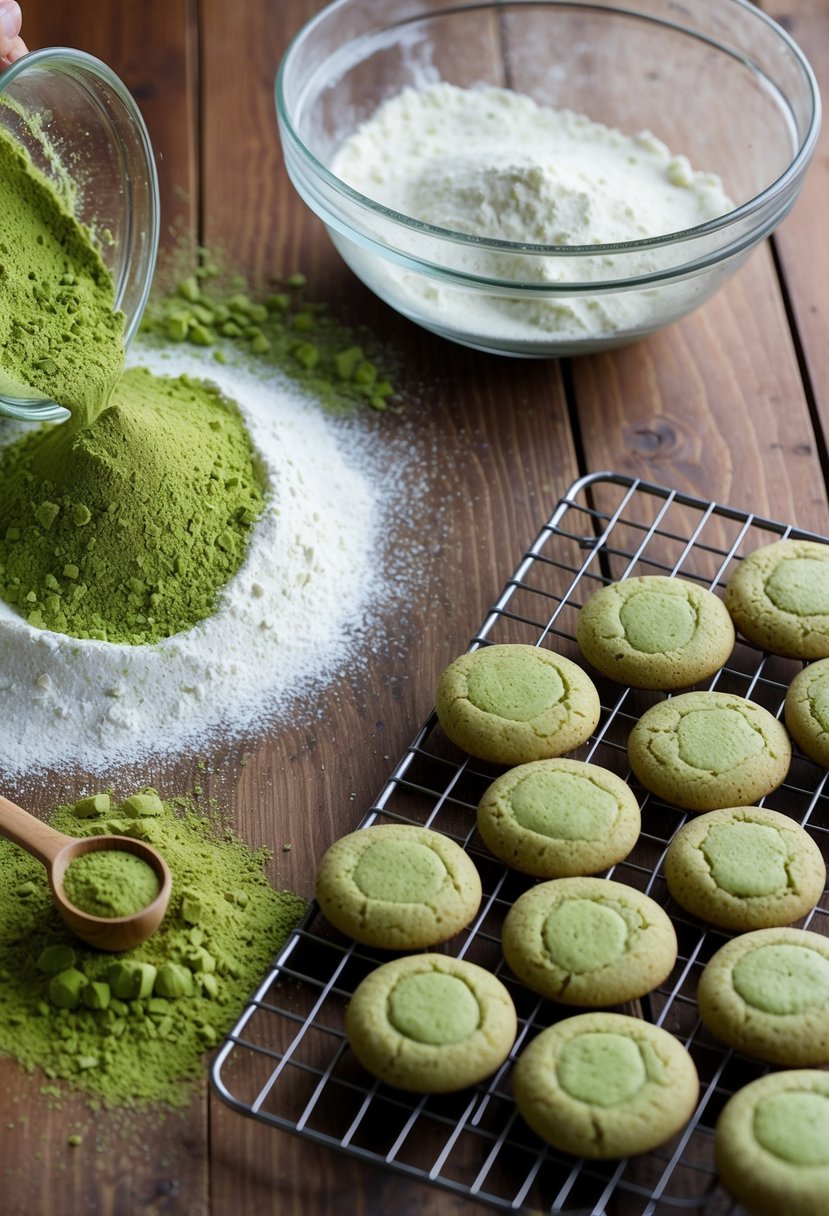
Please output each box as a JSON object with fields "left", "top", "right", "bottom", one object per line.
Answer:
{"left": 20, "top": 0, "right": 198, "bottom": 252}
{"left": 761, "top": 0, "right": 829, "bottom": 432}
{"left": 1, "top": 1, "right": 828, "bottom": 1214}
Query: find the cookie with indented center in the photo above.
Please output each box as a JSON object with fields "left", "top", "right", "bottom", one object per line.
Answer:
{"left": 725, "top": 538, "right": 829, "bottom": 658}
{"left": 697, "top": 927, "right": 829, "bottom": 1065}
{"left": 664, "top": 805, "right": 825, "bottom": 931}
{"left": 315, "top": 824, "right": 482, "bottom": 949}
{"left": 627, "top": 691, "right": 791, "bottom": 811}
{"left": 501, "top": 876, "right": 677, "bottom": 1005}
{"left": 715, "top": 1070, "right": 829, "bottom": 1216}
{"left": 577, "top": 575, "right": 735, "bottom": 689}
{"left": 785, "top": 656, "right": 829, "bottom": 767}
{"left": 344, "top": 953, "right": 517, "bottom": 1092}
{"left": 512, "top": 1012, "right": 699, "bottom": 1158}
{"left": 476, "top": 758, "right": 641, "bottom": 878}
{"left": 434, "top": 644, "right": 600, "bottom": 765}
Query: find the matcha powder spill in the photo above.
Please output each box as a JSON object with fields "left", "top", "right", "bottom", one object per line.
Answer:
{"left": 0, "top": 367, "right": 265, "bottom": 643}
{"left": 0, "top": 790, "right": 306, "bottom": 1107}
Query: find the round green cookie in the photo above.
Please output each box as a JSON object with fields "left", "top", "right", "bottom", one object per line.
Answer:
{"left": 697, "top": 927, "right": 829, "bottom": 1065}
{"left": 344, "top": 954, "right": 517, "bottom": 1092}
{"left": 512, "top": 1012, "right": 699, "bottom": 1159}
{"left": 501, "top": 876, "right": 677, "bottom": 1005}
{"left": 715, "top": 1070, "right": 829, "bottom": 1216}
{"left": 785, "top": 657, "right": 829, "bottom": 767}
{"left": 627, "top": 691, "right": 791, "bottom": 812}
{"left": 315, "top": 824, "right": 482, "bottom": 949}
{"left": 434, "top": 644, "right": 601, "bottom": 765}
{"left": 665, "top": 806, "right": 825, "bottom": 932}
{"left": 477, "top": 759, "right": 641, "bottom": 878}
{"left": 577, "top": 575, "right": 735, "bottom": 690}
{"left": 725, "top": 538, "right": 829, "bottom": 659}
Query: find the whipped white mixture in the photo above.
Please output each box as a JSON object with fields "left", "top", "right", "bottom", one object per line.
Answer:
{"left": 0, "top": 349, "right": 394, "bottom": 777}
{"left": 331, "top": 83, "right": 734, "bottom": 347}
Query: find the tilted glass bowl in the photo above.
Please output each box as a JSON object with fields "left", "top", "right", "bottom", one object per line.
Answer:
{"left": 276, "top": 0, "right": 820, "bottom": 358}
{"left": 0, "top": 48, "right": 159, "bottom": 419}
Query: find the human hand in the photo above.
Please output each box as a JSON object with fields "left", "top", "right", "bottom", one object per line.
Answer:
{"left": 0, "top": 2, "right": 27, "bottom": 69}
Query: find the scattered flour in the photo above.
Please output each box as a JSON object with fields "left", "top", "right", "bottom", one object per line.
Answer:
{"left": 331, "top": 83, "right": 735, "bottom": 347}
{"left": 0, "top": 347, "right": 391, "bottom": 777}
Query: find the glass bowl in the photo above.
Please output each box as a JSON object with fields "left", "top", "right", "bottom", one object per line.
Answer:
{"left": 0, "top": 48, "right": 159, "bottom": 419}
{"left": 276, "top": 0, "right": 820, "bottom": 358}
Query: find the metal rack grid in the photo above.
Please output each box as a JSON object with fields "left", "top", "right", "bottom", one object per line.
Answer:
{"left": 211, "top": 470, "right": 829, "bottom": 1215}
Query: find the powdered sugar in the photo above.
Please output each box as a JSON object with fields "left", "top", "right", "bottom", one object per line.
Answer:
{"left": 0, "top": 348, "right": 390, "bottom": 776}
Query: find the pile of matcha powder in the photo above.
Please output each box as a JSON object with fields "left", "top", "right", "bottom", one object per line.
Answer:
{"left": 0, "top": 117, "right": 267, "bottom": 645}
{"left": 0, "top": 790, "right": 305, "bottom": 1107}
{"left": 0, "top": 367, "right": 265, "bottom": 643}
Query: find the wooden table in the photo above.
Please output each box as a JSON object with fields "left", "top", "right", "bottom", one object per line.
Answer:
{"left": 3, "top": 2, "right": 828, "bottom": 1214}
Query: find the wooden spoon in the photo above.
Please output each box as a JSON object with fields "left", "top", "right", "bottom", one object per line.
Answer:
{"left": 0, "top": 794, "right": 172, "bottom": 951}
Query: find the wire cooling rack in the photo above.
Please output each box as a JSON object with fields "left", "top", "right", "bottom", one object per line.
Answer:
{"left": 211, "top": 471, "right": 829, "bottom": 1215}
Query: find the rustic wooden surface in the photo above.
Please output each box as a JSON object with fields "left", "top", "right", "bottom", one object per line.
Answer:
{"left": 2, "top": 1, "right": 828, "bottom": 1214}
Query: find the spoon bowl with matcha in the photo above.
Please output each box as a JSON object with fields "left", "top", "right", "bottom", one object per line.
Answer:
{"left": 0, "top": 793, "right": 171, "bottom": 950}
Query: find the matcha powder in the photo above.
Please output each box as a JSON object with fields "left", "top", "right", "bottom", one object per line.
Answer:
{"left": 0, "top": 790, "right": 306, "bottom": 1107}
{"left": 0, "top": 121, "right": 125, "bottom": 424}
{"left": 63, "top": 849, "right": 161, "bottom": 918}
{"left": 0, "top": 366, "right": 265, "bottom": 643}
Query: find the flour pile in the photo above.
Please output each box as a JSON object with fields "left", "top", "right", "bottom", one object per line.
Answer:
{"left": 0, "top": 347, "right": 384, "bottom": 776}
{"left": 331, "top": 83, "right": 735, "bottom": 346}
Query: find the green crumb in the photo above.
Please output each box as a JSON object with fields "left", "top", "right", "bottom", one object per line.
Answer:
{"left": 142, "top": 250, "right": 401, "bottom": 416}
{"left": 67, "top": 1134, "right": 82, "bottom": 1148}
{"left": 0, "top": 366, "right": 265, "bottom": 644}
{"left": 63, "top": 851, "right": 161, "bottom": 919}
{"left": 0, "top": 117, "right": 125, "bottom": 424}
{"left": 0, "top": 789, "right": 306, "bottom": 1107}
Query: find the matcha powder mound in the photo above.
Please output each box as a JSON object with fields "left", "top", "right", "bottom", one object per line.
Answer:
{"left": 0, "top": 366, "right": 265, "bottom": 643}
{"left": 0, "top": 790, "right": 306, "bottom": 1107}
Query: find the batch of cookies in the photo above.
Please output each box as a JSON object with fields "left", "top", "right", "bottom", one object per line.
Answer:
{"left": 314, "top": 538, "right": 829, "bottom": 1216}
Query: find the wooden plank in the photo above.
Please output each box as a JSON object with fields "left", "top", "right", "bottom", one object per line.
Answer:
{"left": 760, "top": 0, "right": 829, "bottom": 430}
{"left": 199, "top": 2, "right": 580, "bottom": 1213}
{"left": 571, "top": 243, "right": 829, "bottom": 537}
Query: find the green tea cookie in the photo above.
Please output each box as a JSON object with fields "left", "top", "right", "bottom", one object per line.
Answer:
{"left": 477, "top": 759, "right": 640, "bottom": 878}
{"left": 577, "top": 575, "right": 735, "bottom": 690}
{"left": 715, "top": 1070, "right": 829, "bottom": 1216}
{"left": 501, "top": 876, "right": 677, "bottom": 1005}
{"left": 665, "top": 806, "right": 825, "bottom": 931}
{"left": 697, "top": 927, "right": 829, "bottom": 1065}
{"left": 627, "top": 691, "right": 791, "bottom": 812}
{"left": 785, "top": 657, "right": 829, "bottom": 767}
{"left": 315, "top": 824, "right": 482, "bottom": 949}
{"left": 434, "top": 644, "right": 601, "bottom": 765}
{"left": 344, "top": 954, "right": 517, "bottom": 1092}
{"left": 725, "top": 538, "right": 829, "bottom": 659}
{"left": 512, "top": 1012, "right": 699, "bottom": 1159}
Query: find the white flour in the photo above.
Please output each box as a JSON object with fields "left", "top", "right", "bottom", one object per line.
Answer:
{"left": 0, "top": 348, "right": 390, "bottom": 777}
{"left": 331, "top": 83, "right": 734, "bottom": 346}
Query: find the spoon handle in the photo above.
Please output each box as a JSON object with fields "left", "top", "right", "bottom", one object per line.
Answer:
{"left": 0, "top": 794, "right": 72, "bottom": 866}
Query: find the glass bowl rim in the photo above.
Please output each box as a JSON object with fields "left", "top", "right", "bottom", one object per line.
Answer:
{"left": 276, "top": 0, "right": 822, "bottom": 261}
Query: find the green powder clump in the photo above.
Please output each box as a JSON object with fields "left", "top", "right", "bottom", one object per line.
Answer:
{"left": 0, "top": 120, "right": 125, "bottom": 425}
{"left": 0, "top": 366, "right": 265, "bottom": 642}
{"left": 63, "top": 851, "right": 161, "bottom": 918}
{"left": 0, "top": 789, "right": 306, "bottom": 1107}
{"left": 142, "top": 251, "right": 400, "bottom": 415}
